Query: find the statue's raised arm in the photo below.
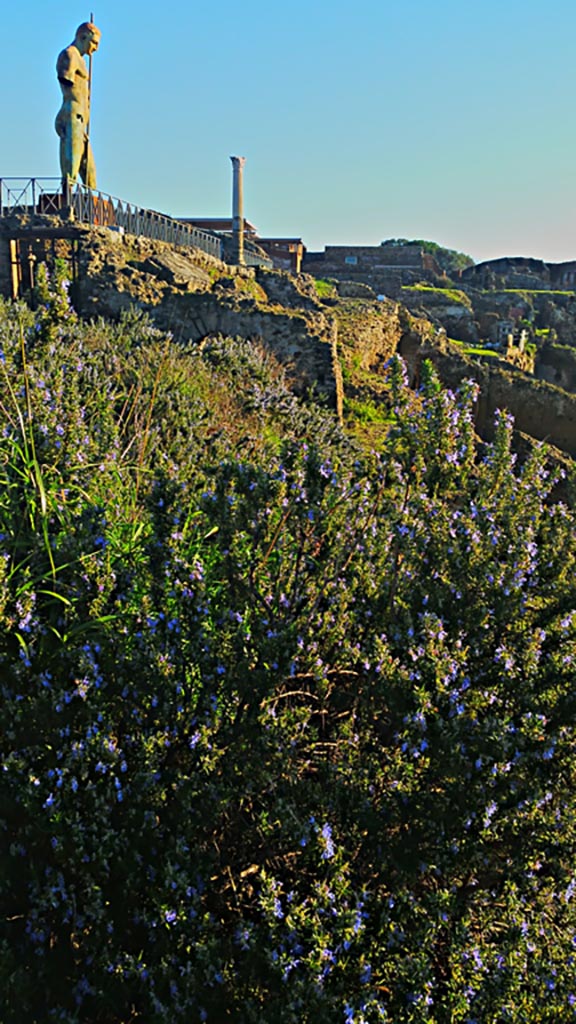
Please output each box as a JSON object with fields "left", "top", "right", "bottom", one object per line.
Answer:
{"left": 55, "top": 22, "right": 101, "bottom": 190}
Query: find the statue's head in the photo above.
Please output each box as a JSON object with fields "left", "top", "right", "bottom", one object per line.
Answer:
{"left": 74, "top": 21, "right": 101, "bottom": 56}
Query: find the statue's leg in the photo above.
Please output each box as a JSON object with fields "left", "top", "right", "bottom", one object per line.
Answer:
{"left": 66, "top": 113, "right": 85, "bottom": 183}
{"left": 80, "top": 140, "right": 97, "bottom": 191}
{"left": 56, "top": 104, "right": 84, "bottom": 185}
{"left": 59, "top": 134, "right": 71, "bottom": 181}
{"left": 56, "top": 111, "right": 71, "bottom": 181}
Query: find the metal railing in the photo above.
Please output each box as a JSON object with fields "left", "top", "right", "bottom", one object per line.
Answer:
{"left": 0, "top": 178, "right": 224, "bottom": 261}
{"left": 0, "top": 177, "right": 64, "bottom": 217}
{"left": 243, "top": 248, "right": 274, "bottom": 270}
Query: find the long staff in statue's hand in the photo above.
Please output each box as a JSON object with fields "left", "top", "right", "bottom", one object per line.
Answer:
{"left": 87, "top": 11, "right": 94, "bottom": 141}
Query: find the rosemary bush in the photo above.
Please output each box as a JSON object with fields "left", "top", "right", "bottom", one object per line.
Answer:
{"left": 1, "top": 280, "right": 576, "bottom": 1022}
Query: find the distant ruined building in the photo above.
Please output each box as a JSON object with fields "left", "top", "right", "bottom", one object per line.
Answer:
{"left": 301, "top": 248, "right": 576, "bottom": 297}
{"left": 459, "top": 256, "right": 576, "bottom": 291}
{"left": 302, "top": 243, "right": 441, "bottom": 297}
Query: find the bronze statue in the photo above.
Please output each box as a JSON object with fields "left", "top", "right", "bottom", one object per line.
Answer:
{"left": 55, "top": 22, "right": 101, "bottom": 189}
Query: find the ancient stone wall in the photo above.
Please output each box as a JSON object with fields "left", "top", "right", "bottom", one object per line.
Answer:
{"left": 0, "top": 218, "right": 344, "bottom": 417}
{"left": 315, "top": 245, "right": 425, "bottom": 269}
{"left": 335, "top": 301, "right": 406, "bottom": 371}
{"left": 399, "top": 287, "right": 477, "bottom": 343}
{"left": 302, "top": 245, "right": 434, "bottom": 299}
{"left": 254, "top": 267, "right": 322, "bottom": 311}
{"left": 334, "top": 280, "right": 376, "bottom": 299}
{"left": 461, "top": 257, "right": 550, "bottom": 289}
{"left": 399, "top": 334, "right": 576, "bottom": 457}
{"left": 535, "top": 345, "right": 576, "bottom": 393}
{"left": 482, "top": 370, "right": 576, "bottom": 456}
{"left": 550, "top": 261, "right": 576, "bottom": 289}
{"left": 0, "top": 215, "right": 78, "bottom": 299}
{"left": 464, "top": 255, "right": 576, "bottom": 295}
{"left": 155, "top": 294, "right": 340, "bottom": 407}
{"left": 73, "top": 228, "right": 343, "bottom": 417}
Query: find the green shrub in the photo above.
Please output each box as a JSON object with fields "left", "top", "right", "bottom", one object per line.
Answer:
{"left": 1, "top": 283, "right": 576, "bottom": 1023}
{"left": 313, "top": 278, "right": 337, "bottom": 299}
{"left": 344, "top": 396, "right": 390, "bottom": 424}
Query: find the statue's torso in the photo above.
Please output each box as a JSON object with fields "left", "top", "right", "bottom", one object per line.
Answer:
{"left": 56, "top": 45, "right": 90, "bottom": 118}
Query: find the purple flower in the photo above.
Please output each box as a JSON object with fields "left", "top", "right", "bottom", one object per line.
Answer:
{"left": 321, "top": 822, "right": 335, "bottom": 860}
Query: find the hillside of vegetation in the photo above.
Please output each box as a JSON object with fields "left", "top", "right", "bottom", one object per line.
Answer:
{"left": 2, "top": 275, "right": 576, "bottom": 1023}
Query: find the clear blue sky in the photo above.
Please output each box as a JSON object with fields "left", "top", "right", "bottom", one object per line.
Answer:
{"left": 2, "top": 0, "right": 575, "bottom": 263}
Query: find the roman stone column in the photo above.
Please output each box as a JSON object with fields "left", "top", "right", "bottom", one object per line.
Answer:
{"left": 230, "top": 156, "right": 246, "bottom": 266}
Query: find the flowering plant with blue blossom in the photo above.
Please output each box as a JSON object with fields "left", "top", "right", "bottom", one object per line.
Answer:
{"left": 1, "top": 292, "right": 576, "bottom": 1023}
